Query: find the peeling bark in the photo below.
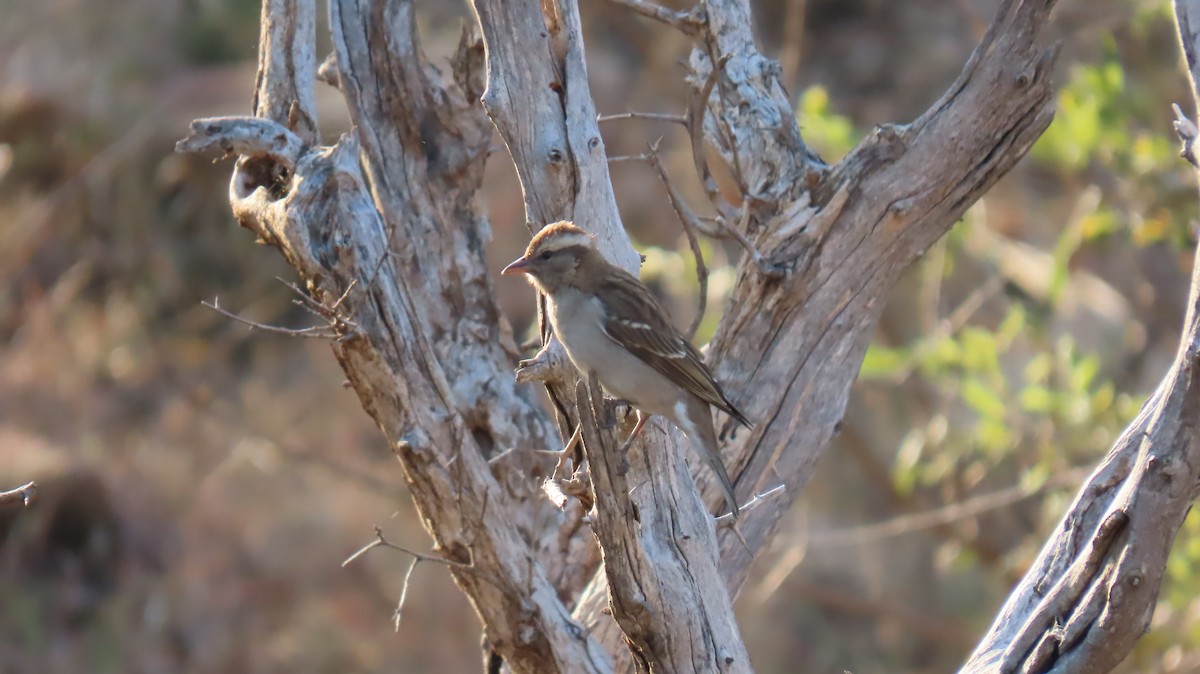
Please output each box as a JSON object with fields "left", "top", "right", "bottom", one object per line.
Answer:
{"left": 176, "top": 0, "right": 1200, "bottom": 671}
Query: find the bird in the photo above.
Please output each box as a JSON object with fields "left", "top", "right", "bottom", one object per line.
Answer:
{"left": 501, "top": 220, "right": 751, "bottom": 518}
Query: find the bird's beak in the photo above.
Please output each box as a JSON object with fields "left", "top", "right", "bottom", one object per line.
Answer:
{"left": 501, "top": 256, "right": 531, "bottom": 276}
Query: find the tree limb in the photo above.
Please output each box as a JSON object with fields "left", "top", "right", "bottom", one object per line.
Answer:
{"left": 180, "top": 1, "right": 610, "bottom": 671}
{"left": 576, "top": 373, "right": 751, "bottom": 673}
{"left": 0, "top": 481, "right": 37, "bottom": 508}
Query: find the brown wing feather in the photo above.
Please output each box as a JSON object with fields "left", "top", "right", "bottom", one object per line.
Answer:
{"left": 596, "top": 270, "right": 751, "bottom": 428}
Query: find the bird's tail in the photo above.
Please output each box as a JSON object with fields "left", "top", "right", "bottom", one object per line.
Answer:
{"left": 682, "top": 396, "right": 741, "bottom": 519}
{"left": 708, "top": 453, "right": 740, "bottom": 519}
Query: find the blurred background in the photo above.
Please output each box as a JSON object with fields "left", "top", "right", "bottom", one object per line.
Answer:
{"left": 1, "top": 0, "right": 1199, "bottom": 672}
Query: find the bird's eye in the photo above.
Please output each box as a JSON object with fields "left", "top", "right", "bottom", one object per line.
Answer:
{"left": 539, "top": 251, "right": 553, "bottom": 261}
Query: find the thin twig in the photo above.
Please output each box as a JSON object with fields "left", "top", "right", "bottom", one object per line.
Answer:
{"left": 645, "top": 141, "right": 709, "bottom": 339}
{"left": 342, "top": 526, "right": 477, "bottom": 570}
{"left": 597, "top": 111, "right": 688, "bottom": 125}
{"left": 810, "top": 467, "right": 1088, "bottom": 547}
{"left": 203, "top": 297, "right": 336, "bottom": 339}
{"left": 276, "top": 276, "right": 362, "bottom": 334}
{"left": 0, "top": 482, "right": 37, "bottom": 508}
{"left": 693, "top": 214, "right": 755, "bottom": 251}
{"left": 331, "top": 279, "right": 358, "bottom": 311}
{"left": 608, "top": 153, "right": 655, "bottom": 163}
{"left": 688, "top": 53, "right": 735, "bottom": 221}
{"left": 779, "top": 0, "right": 807, "bottom": 93}
{"left": 716, "top": 484, "right": 786, "bottom": 528}
{"left": 393, "top": 557, "right": 421, "bottom": 631}
{"left": 734, "top": 202, "right": 785, "bottom": 278}
{"left": 751, "top": 468, "right": 1088, "bottom": 604}
{"left": 788, "top": 579, "right": 974, "bottom": 647}
{"left": 363, "top": 249, "right": 393, "bottom": 299}
{"left": 889, "top": 274, "right": 1007, "bottom": 385}
{"left": 291, "top": 296, "right": 333, "bottom": 323}
{"left": 601, "top": 0, "right": 704, "bottom": 34}
{"left": 278, "top": 277, "right": 327, "bottom": 313}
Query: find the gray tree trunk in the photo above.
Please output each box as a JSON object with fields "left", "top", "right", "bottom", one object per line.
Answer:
{"left": 175, "top": 0, "right": 1200, "bottom": 672}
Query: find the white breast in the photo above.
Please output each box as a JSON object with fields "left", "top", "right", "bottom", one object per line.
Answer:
{"left": 546, "top": 288, "right": 672, "bottom": 413}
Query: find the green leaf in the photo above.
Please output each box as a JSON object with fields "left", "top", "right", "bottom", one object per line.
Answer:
{"left": 962, "top": 377, "right": 1006, "bottom": 421}
{"left": 996, "top": 304, "right": 1027, "bottom": 346}
{"left": 860, "top": 343, "right": 908, "bottom": 380}
{"left": 796, "top": 86, "right": 858, "bottom": 160}
{"left": 892, "top": 430, "right": 925, "bottom": 497}
{"left": 1019, "top": 385, "right": 1056, "bottom": 414}
{"left": 976, "top": 417, "right": 1013, "bottom": 455}
{"left": 961, "top": 327, "right": 1000, "bottom": 376}
{"left": 1020, "top": 463, "right": 1051, "bottom": 492}
{"left": 1071, "top": 354, "right": 1100, "bottom": 392}
{"left": 1024, "top": 353, "right": 1053, "bottom": 384}
{"left": 920, "top": 335, "right": 962, "bottom": 374}
{"left": 1091, "top": 382, "right": 1115, "bottom": 415}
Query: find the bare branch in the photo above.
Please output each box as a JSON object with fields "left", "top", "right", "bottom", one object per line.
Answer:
{"left": 175, "top": 117, "right": 304, "bottom": 172}
{"left": 601, "top": 0, "right": 704, "bottom": 34}
{"left": 393, "top": 557, "right": 421, "bottom": 631}
{"left": 606, "top": 153, "right": 654, "bottom": 163}
{"left": 999, "top": 511, "right": 1130, "bottom": 673}
{"left": 714, "top": 483, "right": 785, "bottom": 529}
{"left": 181, "top": 1, "right": 606, "bottom": 670}
{"left": 252, "top": 0, "right": 318, "bottom": 143}
{"left": 342, "top": 526, "right": 476, "bottom": 570}
{"left": 812, "top": 467, "right": 1088, "bottom": 547}
{"left": 317, "top": 52, "right": 340, "bottom": 89}
{"left": 596, "top": 111, "right": 688, "bottom": 125}
{"left": 0, "top": 482, "right": 37, "bottom": 508}
{"left": 202, "top": 297, "right": 336, "bottom": 339}
{"left": 687, "top": 53, "right": 735, "bottom": 220}
{"left": 645, "top": 144, "right": 709, "bottom": 339}
{"left": 575, "top": 374, "right": 751, "bottom": 672}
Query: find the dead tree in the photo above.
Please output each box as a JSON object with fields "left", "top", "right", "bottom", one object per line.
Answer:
{"left": 175, "top": 0, "right": 1200, "bottom": 671}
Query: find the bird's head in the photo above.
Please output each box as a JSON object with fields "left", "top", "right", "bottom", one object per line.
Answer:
{"left": 502, "top": 221, "right": 599, "bottom": 293}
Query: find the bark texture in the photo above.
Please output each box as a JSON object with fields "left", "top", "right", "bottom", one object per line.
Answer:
{"left": 174, "top": 0, "right": 1200, "bottom": 671}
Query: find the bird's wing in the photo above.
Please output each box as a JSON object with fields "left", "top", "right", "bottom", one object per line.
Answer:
{"left": 595, "top": 269, "right": 752, "bottom": 428}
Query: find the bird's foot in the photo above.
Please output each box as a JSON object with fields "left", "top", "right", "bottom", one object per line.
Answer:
{"left": 601, "top": 398, "right": 634, "bottom": 429}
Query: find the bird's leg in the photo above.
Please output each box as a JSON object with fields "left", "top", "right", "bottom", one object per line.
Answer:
{"left": 602, "top": 398, "right": 634, "bottom": 429}
{"left": 617, "top": 410, "right": 650, "bottom": 454}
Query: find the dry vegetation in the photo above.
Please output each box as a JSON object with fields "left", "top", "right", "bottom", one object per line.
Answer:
{"left": 2, "top": 0, "right": 1200, "bottom": 672}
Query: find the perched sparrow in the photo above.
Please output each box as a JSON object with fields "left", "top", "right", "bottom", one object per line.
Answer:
{"left": 502, "top": 221, "right": 751, "bottom": 517}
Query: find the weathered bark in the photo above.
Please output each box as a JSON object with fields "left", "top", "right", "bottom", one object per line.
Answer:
{"left": 178, "top": 1, "right": 609, "bottom": 671}
{"left": 173, "top": 0, "right": 1200, "bottom": 671}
